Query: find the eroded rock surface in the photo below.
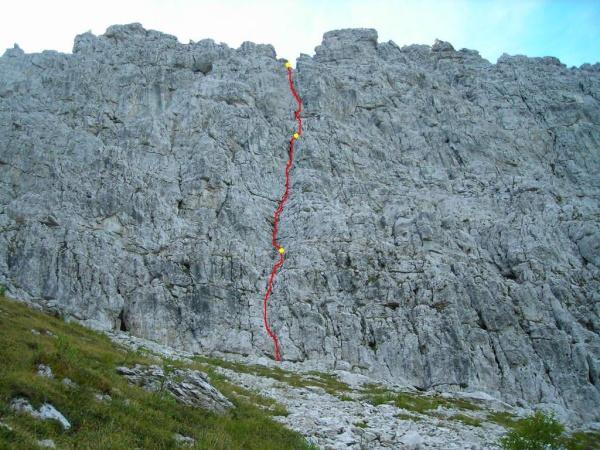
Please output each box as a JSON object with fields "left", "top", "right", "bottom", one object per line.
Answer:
{"left": 1, "top": 24, "right": 599, "bottom": 423}
{"left": 116, "top": 364, "right": 233, "bottom": 413}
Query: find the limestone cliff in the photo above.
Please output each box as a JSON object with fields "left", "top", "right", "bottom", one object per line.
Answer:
{"left": 1, "top": 24, "right": 599, "bottom": 423}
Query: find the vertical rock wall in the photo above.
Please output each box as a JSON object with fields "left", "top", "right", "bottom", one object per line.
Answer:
{"left": 1, "top": 24, "right": 599, "bottom": 422}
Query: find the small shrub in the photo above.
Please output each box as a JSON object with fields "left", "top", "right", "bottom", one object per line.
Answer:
{"left": 0, "top": 285, "right": 6, "bottom": 296}
{"left": 499, "top": 410, "right": 564, "bottom": 450}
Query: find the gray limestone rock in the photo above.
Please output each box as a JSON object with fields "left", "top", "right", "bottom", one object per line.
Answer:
{"left": 37, "top": 364, "right": 53, "bottom": 378}
{"left": 1, "top": 24, "right": 599, "bottom": 425}
{"left": 10, "top": 398, "right": 71, "bottom": 430}
{"left": 10, "top": 397, "right": 36, "bottom": 415}
{"left": 61, "top": 377, "right": 77, "bottom": 389}
{"left": 37, "top": 404, "right": 71, "bottom": 430}
{"left": 94, "top": 392, "right": 111, "bottom": 402}
{"left": 37, "top": 439, "right": 56, "bottom": 449}
{"left": 173, "top": 433, "right": 195, "bottom": 446}
{"left": 116, "top": 364, "right": 232, "bottom": 413}
{"left": 401, "top": 430, "right": 424, "bottom": 449}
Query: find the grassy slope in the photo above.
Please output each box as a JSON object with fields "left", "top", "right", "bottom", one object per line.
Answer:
{"left": 2, "top": 293, "right": 598, "bottom": 450}
{"left": 0, "top": 295, "right": 317, "bottom": 450}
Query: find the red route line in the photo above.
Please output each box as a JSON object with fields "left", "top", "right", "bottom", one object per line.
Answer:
{"left": 262, "top": 62, "right": 303, "bottom": 362}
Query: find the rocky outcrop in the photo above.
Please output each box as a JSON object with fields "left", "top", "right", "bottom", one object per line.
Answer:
{"left": 10, "top": 398, "right": 71, "bottom": 430}
{"left": 1, "top": 24, "right": 599, "bottom": 423}
{"left": 116, "top": 364, "right": 233, "bottom": 413}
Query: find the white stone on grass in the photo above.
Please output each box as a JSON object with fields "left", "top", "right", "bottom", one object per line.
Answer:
{"left": 173, "top": 433, "right": 195, "bottom": 446}
{"left": 10, "top": 398, "right": 71, "bottom": 430}
{"left": 37, "top": 364, "right": 53, "bottom": 379}
{"left": 38, "top": 404, "right": 71, "bottom": 430}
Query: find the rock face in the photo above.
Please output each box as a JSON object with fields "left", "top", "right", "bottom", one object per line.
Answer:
{"left": 1, "top": 24, "right": 599, "bottom": 423}
{"left": 116, "top": 364, "right": 233, "bottom": 413}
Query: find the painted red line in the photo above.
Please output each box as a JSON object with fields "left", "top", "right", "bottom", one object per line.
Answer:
{"left": 262, "top": 65, "right": 303, "bottom": 361}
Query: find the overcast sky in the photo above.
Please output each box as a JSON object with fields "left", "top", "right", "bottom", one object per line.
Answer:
{"left": 1, "top": 0, "right": 599, "bottom": 68}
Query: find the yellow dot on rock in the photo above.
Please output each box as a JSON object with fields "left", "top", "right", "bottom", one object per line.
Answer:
{"left": 293, "top": 133, "right": 299, "bottom": 139}
{"left": 284, "top": 62, "right": 292, "bottom": 69}
{"left": 278, "top": 247, "right": 285, "bottom": 254}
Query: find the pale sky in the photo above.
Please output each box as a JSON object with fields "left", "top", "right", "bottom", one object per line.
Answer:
{"left": 1, "top": 0, "right": 599, "bottom": 68}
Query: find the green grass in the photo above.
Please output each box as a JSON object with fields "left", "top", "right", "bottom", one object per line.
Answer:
{"left": 306, "top": 371, "right": 352, "bottom": 394}
{"left": 193, "top": 355, "right": 351, "bottom": 396}
{"left": 449, "top": 414, "right": 482, "bottom": 427}
{"left": 361, "top": 383, "right": 481, "bottom": 415}
{"left": 354, "top": 420, "right": 368, "bottom": 428}
{"left": 487, "top": 411, "right": 518, "bottom": 428}
{"left": 562, "top": 430, "right": 600, "bottom": 450}
{"left": 0, "top": 296, "right": 316, "bottom": 450}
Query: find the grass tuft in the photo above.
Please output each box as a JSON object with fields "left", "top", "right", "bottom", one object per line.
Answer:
{"left": 449, "top": 413, "right": 482, "bottom": 427}
{"left": 487, "top": 411, "right": 518, "bottom": 428}
{"left": 361, "top": 385, "right": 481, "bottom": 415}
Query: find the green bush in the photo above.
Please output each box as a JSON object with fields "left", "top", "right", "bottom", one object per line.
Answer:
{"left": 0, "top": 285, "right": 5, "bottom": 296}
{"left": 499, "top": 410, "right": 565, "bottom": 450}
